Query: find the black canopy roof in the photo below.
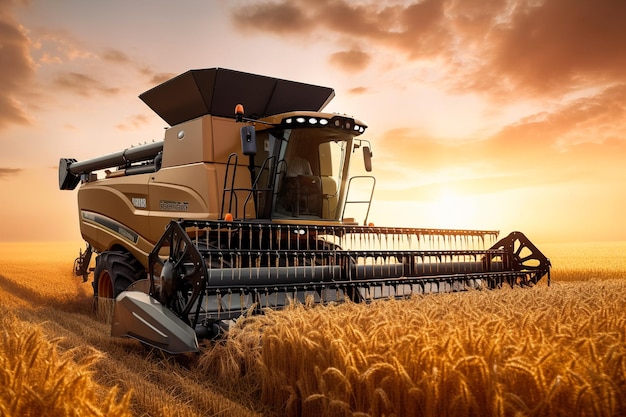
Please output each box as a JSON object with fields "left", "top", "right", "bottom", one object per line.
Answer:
{"left": 139, "top": 68, "right": 335, "bottom": 126}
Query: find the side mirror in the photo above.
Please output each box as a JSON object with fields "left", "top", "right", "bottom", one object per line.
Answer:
{"left": 240, "top": 125, "right": 256, "bottom": 156}
{"left": 363, "top": 146, "right": 372, "bottom": 172}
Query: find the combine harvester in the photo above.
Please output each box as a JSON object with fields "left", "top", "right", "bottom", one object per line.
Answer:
{"left": 59, "top": 68, "right": 550, "bottom": 353}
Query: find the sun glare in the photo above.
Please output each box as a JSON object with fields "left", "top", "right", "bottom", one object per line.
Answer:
{"left": 368, "top": 187, "right": 490, "bottom": 231}
{"left": 426, "top": 187, "right": 480, "bottom": 229}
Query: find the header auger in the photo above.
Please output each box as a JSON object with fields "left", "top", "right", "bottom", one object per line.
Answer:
{"left": 60, "top": 68, "right": 550, "bottom": 353}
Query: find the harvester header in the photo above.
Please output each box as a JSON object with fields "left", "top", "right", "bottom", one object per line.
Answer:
{"left": 59, "top": 68, "right": 550, "bottom": 353}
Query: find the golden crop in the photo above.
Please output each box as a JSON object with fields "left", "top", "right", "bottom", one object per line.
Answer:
{"left": 1, "top": 242, "right": 625, "bottom": 416}
{"left": 202, "top": 276, "right": 626, "bottom": 417}
{"left": 0, "top": 315, "right": 132, "bottom": 417}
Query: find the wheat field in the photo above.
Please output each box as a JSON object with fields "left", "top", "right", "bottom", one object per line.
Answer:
{"left": 1, "top": 241, "right": 625, "bottom": 416}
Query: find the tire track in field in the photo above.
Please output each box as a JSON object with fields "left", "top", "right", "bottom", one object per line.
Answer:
{"left": 0, "top": 257, "right": 266, "bottom": 417}
{"left": 0, "top": 272, "right": 91, "bottom": 312}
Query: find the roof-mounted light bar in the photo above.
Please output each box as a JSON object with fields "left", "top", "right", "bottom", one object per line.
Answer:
{"left": 282, "top": 115, "right": 366, "bottom": 135}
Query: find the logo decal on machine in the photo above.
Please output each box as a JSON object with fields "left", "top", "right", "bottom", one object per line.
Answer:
{"left": 159, "top": 200, "right": 189, "bottom": 212}
{"left": 131, "top": 197, "right": 147, "bottom": 208}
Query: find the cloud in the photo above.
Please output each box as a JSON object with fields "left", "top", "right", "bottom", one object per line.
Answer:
{"left": 30, "top": 29, "right": 97, "bottom": 63}
{"left": 375, "top": 128, "right": 480, "bottom": 173}
{"left": 101, "top": 48, "right": 132, "bottom": 64}
{"left": 230, "top": 0, "right": 626, "bottom": 97}
{"left": 374, "top": 83, "right": 626, "bottom": 197}
{"left": 231, "top": 1, "right": 313, "bottom": 34}
{"left": 0, "top": 3, "right": 125, "bottom": 131}
{"left": 347, "top": 86, "right": 369, "bottom": 96}
{"left": 52, "top": 72, "right": 120, "bottom": 97}
{"left": 116, "top": 114, "right": 153, "bottom": 131}
{"left": 489, "top": 84, "right": 626, "bottom": 151}
{"left": 0, "top": 168, "right": 22, "bottom": 179}
{"left": 373, "top": 173, "right": 531, "bottom": 202}
{"left": 13, "top": 10, "right": 173, "bottom": 104}
{"left": 329, "top": 48, "right": 371, "bottom": 72}
{"left": 0, "top": 0, "right": 36, "bottom": 129}
{"left": 142, "top": 70, "right": 178, "bottom": 86}
{"left": 484, "top": 0, "right": 626, "bottom": 95}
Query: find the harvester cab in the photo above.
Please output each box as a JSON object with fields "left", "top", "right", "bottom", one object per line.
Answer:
{"left": 231, "top": 103, "right": 374, "bottom": 223}
{"left": 60, "top": 68, "right": 550, "bottom": 354}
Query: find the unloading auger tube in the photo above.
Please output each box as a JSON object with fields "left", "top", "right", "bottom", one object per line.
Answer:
{"left": 111, "top": 219, "right": 550, "bottom": 353}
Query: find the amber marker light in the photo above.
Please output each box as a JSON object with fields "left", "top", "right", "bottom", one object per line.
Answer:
{"left": 224, "top": 213, "right": 234, "bottom": 222}
{"left": 235, "top": 104, "right": 244, "bottom": 122}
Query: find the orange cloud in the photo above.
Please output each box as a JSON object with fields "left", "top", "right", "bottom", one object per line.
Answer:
{"left": 374, "top": 83, "right": 626, "bottom": 197}
{"left": 486, "top": 0, "right": 626, "bottom": 95}
{"left": 347, "top": 86, "right": 369, "bottom": 96}
{"left": 52, "top": 72, "right": 120, "bottom": 97}
{"left": 0, "top": 168, "right": 22, "bottom": 179}
{"left": 329, "top": 48, "right": 371, "bottom": 72}
{"left": 143, "top": 70, "right": 178, "bottom": 86}
{"left": 31, "top": 30, "right": 96, "bottom": 62}
{"left": 0, "top": 0, "right": 36, "bottom": 129}
{"left": 230, "top": 1, "right": 626, "bottom": 98}
{"left": 1, "top": 2, "right": 174, "bottom": 118}
{"left": 490, "top": 84, "right": 626, "bottom": 151}
{"left": 101, "top": 48, "right": 132, "bottom": 64}
{"left": 231, "top": 2, "right": 313, "bottom": 35}
{"left": 116, "top": 114, "right": 153, "bottom": 131}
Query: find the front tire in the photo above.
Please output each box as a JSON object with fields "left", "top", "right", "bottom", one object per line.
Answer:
{"left": 93, "top": 251, "right": 146, "bottom": 299}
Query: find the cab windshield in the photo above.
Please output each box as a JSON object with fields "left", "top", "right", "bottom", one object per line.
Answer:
{"left": 254, "top": 127, "right": 352, "bottom": 220}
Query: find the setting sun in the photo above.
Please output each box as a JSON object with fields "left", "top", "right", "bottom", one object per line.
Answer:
{"left": 0, "top": 1, "right": 624, "bottom": 245}
{"left": 427, "top": 187, "right": 480, "bottom": 229}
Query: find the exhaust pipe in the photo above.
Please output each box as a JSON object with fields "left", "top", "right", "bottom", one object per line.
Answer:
{"left": 111, "top": 291, "right": 199, "bottom": 354}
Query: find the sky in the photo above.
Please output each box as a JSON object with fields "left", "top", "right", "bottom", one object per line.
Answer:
{"left": 1, "top": 0, "right": 625, "bottom": 244}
